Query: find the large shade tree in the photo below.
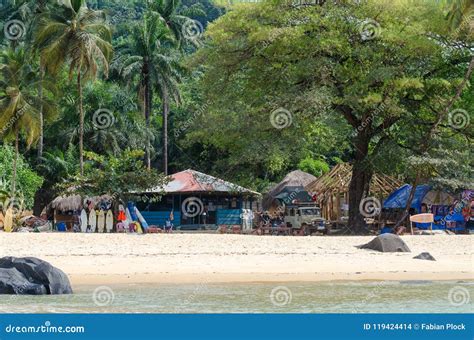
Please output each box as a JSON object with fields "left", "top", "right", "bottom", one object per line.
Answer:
{"left": 193, "top": 0, "right": 471, "bottom": 233}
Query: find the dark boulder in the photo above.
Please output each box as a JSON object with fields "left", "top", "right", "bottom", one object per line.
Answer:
{"left": 0, "top": 257, "right": 72, "bottom": 295}
{"left": 357, "top": 234, "right": 411, "bottom": 253}
{"left": 413, "top": 252, "right": 436, "bottom": 261}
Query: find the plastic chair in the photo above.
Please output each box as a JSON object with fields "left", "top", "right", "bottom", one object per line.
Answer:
{"left": 409, "top": 213, "right": 434, "bottom": 234}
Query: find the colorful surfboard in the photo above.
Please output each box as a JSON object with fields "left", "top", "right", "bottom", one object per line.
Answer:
{"left": 89, "top": 209, "right": 97, "bottom": 233}
{"left": 105, "top": 210, "right": 114, "bottom": 233}
{"left": 80, "top": 209, "right": 88, "bottom": 233}
{"left": 135, "top": 207, "right": 149, "bottom": 231}
{"left": 4, "top": 208, "right": 13, "bottom": 233}
{"left": 97, "top": 210, "right": 105, "bottom": 233}
{"left": 125, "top": 208, "right": 133, "bottom": 232}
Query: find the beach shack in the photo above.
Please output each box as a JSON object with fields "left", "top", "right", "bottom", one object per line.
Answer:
{"left": 47, "top": 194, "right": 113, "bottom": 231}
{"left": 262, "top": 170, "right": 317, "bottom": 213}
{"left": 305, "top": 163, "right": 402, "bottom": 227}
{"left": 135, "top": 169, "right": 261, "bottom": 230}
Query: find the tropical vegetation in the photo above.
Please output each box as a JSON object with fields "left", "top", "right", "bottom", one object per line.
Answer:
{"left": 0, "top": 0, "right": 472, "bottom": 233}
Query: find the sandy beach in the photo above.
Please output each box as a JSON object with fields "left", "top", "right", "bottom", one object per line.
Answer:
{"left": 0, "top": 233, "right": 472, "bottom": 286}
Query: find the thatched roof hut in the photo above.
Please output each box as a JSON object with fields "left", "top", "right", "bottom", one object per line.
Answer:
{"left": 50, "top": 195, "right": 83, "bottom": 212}
{"left": 263, "top": 170, "right": 317, "bottom": 210}
{"left": 305, "top": 163, "right": 402, "bottom": 221}
{"left": 48, "top": 194, "right": 114, "bottom": 213}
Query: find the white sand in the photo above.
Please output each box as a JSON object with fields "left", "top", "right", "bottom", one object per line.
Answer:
{"left": 0, "top": 233, "right": 472, "bottom": 286}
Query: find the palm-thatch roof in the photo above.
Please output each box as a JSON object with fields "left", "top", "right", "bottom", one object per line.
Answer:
{"left": 263, "top": 170, "right": 317, "bottom": 209}
{"left": 305, "top": 163, "right": 402, "bottom": 198}
{"left": 50, "top": 195, "right": 83, "bottom": 212}
{"left": 49, "top": 194, "right": 114, "bottom": 212}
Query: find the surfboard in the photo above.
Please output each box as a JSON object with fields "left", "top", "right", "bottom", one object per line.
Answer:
{"left": 105, "top": 210, "right": 114, "bottom": 233}
{"left": 89, "top": 209, "right": 97, "bottom": 233}
{"left": 125, "top": 208, "right": 133, "bottom": 232}
{"left": 4, "top": 208, "right": 13, "bottom": 233}
{"left": 135, "top": 221, "right": 143, "bottom": 234}
{"left": 127, "top": 202, "right": 139, "bottom": 221}
{"left": 80, "top": 209, "right": 88, "bottom": 233}
{"left": 135, "top": 207, "right": 149, "bottom": 231}
{"left": 97, "top": 210, "right": 105, "bottom": 233}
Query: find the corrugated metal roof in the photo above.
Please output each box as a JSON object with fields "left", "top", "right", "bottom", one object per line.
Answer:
{"left": 148, "top": 169, "right": 260, "bottom": 195}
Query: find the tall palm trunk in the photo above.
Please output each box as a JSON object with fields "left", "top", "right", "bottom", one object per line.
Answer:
{"left": 11, "top": 131, "right": 19, "bottom": 197}
{"left": 77, "top": 71, "right": 84, "bottom": 176}
{"left": 162, "top": 84, "right": 169, "bottom": 176}
{"left": 144, "top": 60, "right": 152, "bottom": 170}
{"left": 37, "top": 69, "right": 44, "bottom": 160}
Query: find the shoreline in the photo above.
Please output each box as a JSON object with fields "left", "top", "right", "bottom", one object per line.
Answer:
{"left": 68, "top": 272, "right": 474, "bottom": 286}
{"left": 1, "top": 233, "right": 472, "bottom": 286}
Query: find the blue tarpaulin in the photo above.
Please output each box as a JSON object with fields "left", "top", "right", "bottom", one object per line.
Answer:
{"left": 383, "top": 184, "right": 431, "bottom": 212}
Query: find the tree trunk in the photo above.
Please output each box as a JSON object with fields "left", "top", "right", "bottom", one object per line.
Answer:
{"left": 394, "top": 172, "right": 420, "bottom": 229}
{"left": 347, "top": 134, "right": 372, "bottom": 234}
{"left": 162, "top": 84, "right": 169, "bottom": 176}
{"left": 37, "top": 69, "right": 44, "bottom": 160}
{"left": 77, "top": 72, "right": 84, "bottom": 176}
{"left": 11, "top": 131, "right": 19, "bottom": 196}
{"left": 144, "top": 61, "right": 152, "bottom": 170}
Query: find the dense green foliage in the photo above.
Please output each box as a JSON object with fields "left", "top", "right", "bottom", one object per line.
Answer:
{"left": 0, "top": 0, "right": 471, "bottom": 227}
{"left": 0, "top": 145, "right": 43, "bottom": 209}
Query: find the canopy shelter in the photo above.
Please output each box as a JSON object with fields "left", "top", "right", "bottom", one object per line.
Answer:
{"left": 274, "top": 186, "right": 312, "bottom": 204}
{"left": 305, "top": 163, "right": 402, "bottom": 221}
{"left": 383, "top": 184, "right": 458, "bottom": 223}
{"left": 262, "top": 170, "right": 316, "bottom": 211}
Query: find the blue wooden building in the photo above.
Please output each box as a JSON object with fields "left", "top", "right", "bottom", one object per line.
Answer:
{"left": 136, "top": 170, "right": 261, "bottom": 230}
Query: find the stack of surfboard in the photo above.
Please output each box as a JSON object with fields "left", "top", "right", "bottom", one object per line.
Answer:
{"left": 78, "top": 204, "right": 149, "bottom": 234}
{"left": 80, "top": 209, "right": 114, "bottom": 233}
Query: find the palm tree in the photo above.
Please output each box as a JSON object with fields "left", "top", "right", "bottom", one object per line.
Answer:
{"left": 148, "top": 0, "right": 200, "bottom": 45}
{"left": 0, "top": 48, "right": 57, "bottom": 196}
{"left": 0, "top": 0, "right": 54, "bottom": 160}
{"left": 147, "top": 0, "right": 201, "bottom": 174}
{"left": 113, "top": 14, "right": 184, "bottom": 173}
{"left": 34, "top": 0, "right": 113, "bottom": 175}
{"left": 446, "top": 0, "right": 473, "bottom": 33}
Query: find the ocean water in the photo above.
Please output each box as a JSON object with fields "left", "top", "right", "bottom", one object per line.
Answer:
{"left": 1, "top": 281, "right": 472, "bottom": 314}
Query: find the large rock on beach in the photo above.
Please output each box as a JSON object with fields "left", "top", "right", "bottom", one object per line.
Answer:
{"left": 0, "top": 257, "right": 72, "bottom": 295}
{"left": 357, "top": 234, "right": 411, "bottom": 253}
{"left": 413, "top": 252, "right": 436, "bottom": 261}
